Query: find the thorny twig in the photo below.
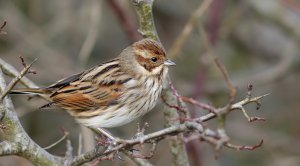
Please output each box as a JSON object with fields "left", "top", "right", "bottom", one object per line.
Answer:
{"left": 0, "top": 58, "right": 37, "bottom": 101}
{"left": 0, "top": 58, "right": 38, "bottom": 89}
{"left": 19, "top": 56, "right": 37, "bottom": 74}
{"left": 237, "top": 84, "right": 268, "bottom": 122}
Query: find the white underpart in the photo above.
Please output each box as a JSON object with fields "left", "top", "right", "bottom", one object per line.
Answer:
{"left": 77, "top": 105, "right": 135, "bottom": 128}
{"left": 76, "top": 69, "right": 168, "bottom": 128}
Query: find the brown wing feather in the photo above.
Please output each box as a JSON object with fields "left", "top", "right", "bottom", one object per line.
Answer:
{"left": 50, "top": 80, "right": 123, "bottom": 111}
{"left": 42, "top": 59, "right": 133, "bottom": 112}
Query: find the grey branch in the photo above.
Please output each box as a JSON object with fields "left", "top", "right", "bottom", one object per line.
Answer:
{"left": 0, "top": 58, "right": 38, "bottom": 89}
{"left": 0, "top": 58, "right": 37, "bottom": 101}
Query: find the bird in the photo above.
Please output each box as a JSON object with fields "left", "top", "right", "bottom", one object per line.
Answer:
{"left": 10, "top": 39, "right": 175, "bottom": 140}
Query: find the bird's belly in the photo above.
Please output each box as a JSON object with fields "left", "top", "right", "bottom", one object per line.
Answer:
{"left": 76, "top": 84, "right": 162, "bottom": 128}
{"left": 76, "top": 101, "right": 156, "bottom": 128}
{"left": 76, "top": 106, "right": 137, "bottom": 128}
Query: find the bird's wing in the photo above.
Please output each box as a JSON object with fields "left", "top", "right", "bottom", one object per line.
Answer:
{"left": 43, "top": 58, "right": 135, "bottom": 111}
{"left": 49, "top": 76, "right": 132, "bottom": 112}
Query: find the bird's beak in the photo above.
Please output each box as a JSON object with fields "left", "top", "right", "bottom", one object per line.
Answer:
{"left": 164, "top": 59, "right": 176, "bottom": 66}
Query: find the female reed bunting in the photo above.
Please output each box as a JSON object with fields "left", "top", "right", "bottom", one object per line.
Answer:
{"left": 11, "top": 39, "right": 175, "bottom": 140}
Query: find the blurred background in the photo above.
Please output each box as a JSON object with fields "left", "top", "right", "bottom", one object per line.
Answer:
{"left": 0, "top": 0, "right": 299, "bottom": 165}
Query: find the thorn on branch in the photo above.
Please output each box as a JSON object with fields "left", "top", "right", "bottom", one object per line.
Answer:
{"left": 225, "top": 139, "right": 263, "bottom": 151}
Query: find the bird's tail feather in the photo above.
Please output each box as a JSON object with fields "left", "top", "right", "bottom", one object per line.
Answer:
{"left": 10, "top": 88, "right": 50, "bottom": 95}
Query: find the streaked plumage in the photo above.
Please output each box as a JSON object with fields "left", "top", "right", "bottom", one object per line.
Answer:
{"left": 11, "top": 39, "right": 175, "bottom": 129}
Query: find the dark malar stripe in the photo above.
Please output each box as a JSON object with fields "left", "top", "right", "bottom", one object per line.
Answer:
{"left": 92, "top": 64, "right": 120, "bottom": 79}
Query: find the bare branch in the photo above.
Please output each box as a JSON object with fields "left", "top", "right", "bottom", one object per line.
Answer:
{"left": 65, "top": 139, "right": 73, "bottom": 159}
{"left": 107, "top": 0, "right": 140, "bottom": 42}
{"left": 225, "top": 139, "right": 264, "bottom": 151}
{"left": 0, "top": 58, "right": 38, "bottom": 89}
{"left": 0, "top": 58, "right": 37, "bottom": 101}
{"left": 168, "top": 0, "right": 214, "bottom": 58}
{"left": 19, "top": 56, "right": 37, "bottom": 74}
{"left": 78, "top": 0, "right": 101, "bottom": 65}
{"left": 77, "top": 133, "right": 83, "bottom": 156}
{"left": 43, "top": 129, "right": 70, "bottom": 150}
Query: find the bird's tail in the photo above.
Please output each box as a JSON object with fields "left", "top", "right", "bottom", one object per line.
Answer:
{"left": 10, "top": 88, "right": 51, "bottom": 95}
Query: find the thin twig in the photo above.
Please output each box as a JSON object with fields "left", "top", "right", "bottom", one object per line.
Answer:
{"left": 65, "top": 139, "right": 73, "bottom": 159}
{"left": 77, "top": 133, "right": 83, "bottom": 156}
{"left": 198, "top": 24, "right": 237, "bottom": 105}
{"left": 107, "top": 0, "right": 140, "bottom": 42}
{"left": 180, "top": 96, "right": 216, "bottom": 113}
{"left": 0, "top": 58, "right": 38, "bottom": 89}
{"left": 19, "top": 56, "right": 37, "bottom": 74}
{"left": 0, "top": 58, "right": 37, "bottom": 101}
{"left": 168, "top": 0, "right": 214, "bottom": 57}
{"left": 78, "top": 0, "right": 101, "bottom": 65}
{"left": 225, "top": 139, "right": 264, "bottom": 151}
{"left": 44, "top": 129, "right": 69, "bottom": 150}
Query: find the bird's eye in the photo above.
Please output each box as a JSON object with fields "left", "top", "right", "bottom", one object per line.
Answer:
{"left": 151, "top": 57, "right": 158, "bottom": 62}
